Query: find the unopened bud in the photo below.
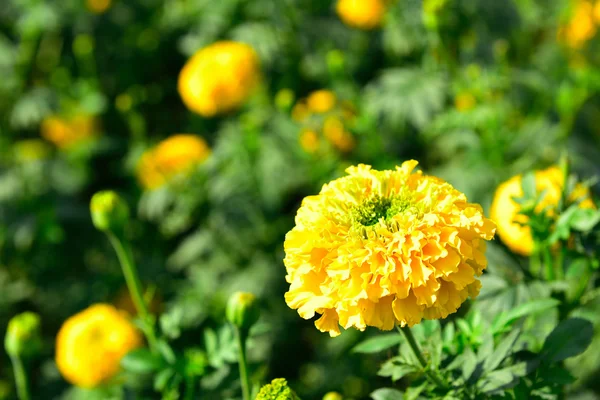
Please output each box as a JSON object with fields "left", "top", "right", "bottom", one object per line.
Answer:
{"left": 226, "top": 292, "right": 260, "bottom": 333}
{"left": 323, "top": 392, "right": 343, "bottom": 400}
{"left": 4, "top": 312, "right": 42, "bottom": 358}
{"left": 275, "top": 89, "right": 295, "bottom": 112}
{"left": 256, "top": 378, "right": 300, "bottom": 400}
{"left": 90, "top": 191, "right": 130, "bottom": 234}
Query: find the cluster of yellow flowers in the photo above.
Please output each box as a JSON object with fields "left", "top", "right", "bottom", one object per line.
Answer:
{"left": 178, "top": 41, "right": 260, "bottom": 117}
{"left": 292, "top": 90, "right": 356, "bottom": 154}
{"left": 40, "top": 114, "right": 99, "bottom": 149}
{"left": 336, "top": 0, "right": 387, "bottom": 30}
{"left": 558, "top": 1, "right": 600, "bottom": 48}
{"left": 136, "top": 134, "right": 210, "bottom": 190}
{"left": 491, "top": 165, "right": 594, "bottom": 255}
{"left": 283, "top": 161, "right": 496, "bottom": 336}
{"left": 55, "top": 304, "right": 141, "bottom": 388}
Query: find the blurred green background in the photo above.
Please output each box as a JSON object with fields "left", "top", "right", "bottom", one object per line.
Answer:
{"left": 2, "top": 0, "right": 600, "bottom": 398}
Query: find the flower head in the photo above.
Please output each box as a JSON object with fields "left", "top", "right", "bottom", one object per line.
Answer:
{"left": 56, "top": 304, "right": 142, "bottom": 388}
{"left": 559, "top": 1, "right": 597, "bottom": 48}
{"left": 178, "top": 41, "right": 260, "bottom": 117}
{"left": 284, "top": 161, "right": 495, "bottom": 337}
{"left": 336, "top": 0, "right": 386, "bottom": 30}
{"left": 226, "top": 292, "right": 260, "bottom": 333}
{"left": 41, "top": 114, "right": 98, "bottom": 149}
{"left": 491, "top": 166, "right": 594, "bottom": 256}
{"left": 256, "top": 378, "right": 299, "bottom": 400}
{"left": 90, "top": 191, "right": 130, "bottom": 234}
{"left": 137, "top": 134, "right": 210, "bottom": 190}
{"left": 5, "top": 312, "right": 42, "bottom": 358}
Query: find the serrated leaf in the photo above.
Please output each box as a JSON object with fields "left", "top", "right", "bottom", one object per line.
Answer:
{"left": 352, "top": 333, "right": 403, "bottom": 353}
{"left": 478, "top": 369, "right": 518, "bottom": 394}
{"left": 371, "top": 388, "right": 404, "bottom": 400}
{"left": 541, "top": 317, "right": 593, "bottom": 362}
{"left": 484, "top": 329, "right": 521, "bottom": 372}
{"left": 492, "top": 299, "right": 560, "bottom": 333}
{"left": 121, "top": 348, "right": 162, "bottom": 374}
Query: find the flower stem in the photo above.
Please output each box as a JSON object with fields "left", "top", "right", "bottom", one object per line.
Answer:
{"left": 107, "top": 232, "right": 158, "bottom": 351}
{"left": 10, "top": 354, "right": 30, "bottom": 400}
{"left": 235, "top": 326, "right": 251, "bottom": 400}
{"left": 397, "top": 326, "right": 448, "bottom": 389}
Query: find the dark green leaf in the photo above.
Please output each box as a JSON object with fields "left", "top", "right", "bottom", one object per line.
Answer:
{"left": 484, "top": 329, "right": 521, "bottom": 372}
{"left": 371, "top": 388, "right": 404, "bottom": 400}
{"left": 478, "top": 369, "right": 518, "bottom": 393}
{"left": 352, "top": 333, "right": 403, "bottom": 354}
{"left": 541, "top": 318, "right": 593, "bottom": 362}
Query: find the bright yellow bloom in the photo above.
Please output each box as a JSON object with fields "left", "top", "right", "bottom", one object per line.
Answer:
{"left": 86, "top": 0, "right": 112, "bottom": 14}
{"left": 137, "top": 134, "right": 210, "bottom": 190}
{"left": 284, "top": 161, "right": 495, "bottom": 337}
{"left": 41, "top": 115, "right": 98, "bottom": 149}
{"left": 307, "top": 90, "right": 337, "bottom": 114}
{"left": 491, "top": 166, "right": 594, "bottom": 256}
{"left": 559, "top": 1, "right": 597, "bottom": 48}
{"left": 454, "top": 93, "right": 476, "bottom": 112}
{"left": 55, "top": 304, "right": 142, "bottom": 388}
{"left": 178, "top": 41, "right": 260, "bottom": 117}
{"left": 336, "top": 0, "right": 386, "bottom": 30}
{"left": 323, "top": 116, "right": 355, "bottom": 152}
{"left": 594, "top": 0, "right": 600, "bottom": 22}
{"left": 299, "top": 129, "right": 320, "bottom": 154}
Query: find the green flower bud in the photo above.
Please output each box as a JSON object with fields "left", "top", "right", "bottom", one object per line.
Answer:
{"left": 184, "top": 348, "right": 208, "bottom": 377}
{"left": 4, "top": 312, "right": 42, "bottom": 358}
{"left": 226, "top": 292, "right": 260, "bottom": 333}
{"left": 275, "top": 89, "right": 295, "bottom": 112}
{"left": 90, "top": 191, "right": 130, "bottom": 234}
{"left": 326, "top": 50, "right": 345, "bottom": 78}
{"left": 323, "top": 392, "right": 343, "bottom": 400}
{"left": 256, "top": 378, "right": 300, "bottom": 400}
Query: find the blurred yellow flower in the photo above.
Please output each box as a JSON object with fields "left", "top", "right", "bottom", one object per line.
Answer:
{"left": 284, "top": 161, "right": 495, "bottom": 337}
{"left": 137, "top": 134, "right": 210, "bottom": 190}
{"left": 336, "top": 0, "right": 386, "bottom": 30}
{"left": 13, "top": 139, "right": 51, "bottom": 163}
{"left": 55, "top": 304, "right": 142, "bottom": 388}
{"left": 490, "top": 166, "right": 594, "bottom": 256}
{"left": 594, "top": 0, "right": 600, "bottom": 22}
{"left": 307, "top": 90, "right": 337, "bottom": 113}
{"left": 454, "top": 93, "right": 476, "bottom": 112}
{"left": 86, "top": 0, "right": 112, "bottom": 14}
{"left": 560, "top": 1, "right": 597, "bottom": 48}
{"left": 178, "top": 41, "right": 260, "bottom": 117}
{"left": 299, "top": 129, "right": 320, "bottom": 153}
{"left": 41, "top": 115, "right": 98, "bottom": 149}
{"left": 323, "top": 116, "right": 355, "bottom": 152}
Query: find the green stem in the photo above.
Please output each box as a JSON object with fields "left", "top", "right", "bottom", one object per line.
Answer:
{"left": 543, "top": 246, "right": 555, "bottom": 281}
{"left": 184, "top": 376, "right": 195, "bottom": 400}
{"left": 10, "top": 355, "right": 30, "bottom": 400}
{"left": 397, "top": 326, "right": 448, "bottom": 389}
{"left": 235, "top": 327, "right": 251, "bottom": 400}
{"left": 107, "top": 233, "right": 158, "bottom": 351}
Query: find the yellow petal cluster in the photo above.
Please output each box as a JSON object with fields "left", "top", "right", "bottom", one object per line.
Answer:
{"left": 284, "top": 161, "right": 496, "bottom": 337}
{"left": 336, "top": 0, "right": 386, "bottom": 30}
{"left": 292, "top": 91, "right": 355, "bottom": 154}
{"left": 558, "top": 1, "right": 600, "bottom": 48}
{"left": 137, "top": 134, "right": 210, "bottom": 190}
{"left": 41, "top": 115, "right": 98, "bottom": 149}
{"left": 55, "top": 304, "right": 142, "bottom": 388}
{"left": 178, "top": 41, "right": 260, "bottom": 117}
{"left": 491, "top": 166, "right": 594, "bottom": 256}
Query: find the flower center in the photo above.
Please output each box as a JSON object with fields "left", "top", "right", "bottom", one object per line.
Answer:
{"left": 352, "top": 195, "right": 413, "bottom": 227}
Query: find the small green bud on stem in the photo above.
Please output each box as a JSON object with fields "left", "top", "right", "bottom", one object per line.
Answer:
{"left": 5, "top": 312, "right": 41, "bottom": 359}
{"left": 226, "top": 292, "right": 260, "bottom": 334}
{"left": 90, "top": 191, "right": 130, "bottom": 235}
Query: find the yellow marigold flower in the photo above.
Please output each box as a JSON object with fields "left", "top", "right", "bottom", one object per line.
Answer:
{"left": 323, "top": 116, "right": 355, "bottom": 152}
{"left": 560, "top": 1, "right": 597, "bottom": 48}
{"left": 336, "top": 0, "right": 386, "bottom": 30}
{"left": 307, "top": 90, "right": 337, "bottom": 114}
{"left": 284, "top": 161, "right": 495, "bottom": 337}
{"left": 86, "top": 0, "right": 112, "bottom": 14}
{"left": 178, "top": 41, "right": 260, "bottom": 117}
{"left": 299, "top": 129, "right": 320, "bottom": 154}
{"left": 594, "top": 0, "right": 600, "bottom": 22}
{"left": 137, "top": 134, "right": 210, "bottom": 190}
{"left": 491, "top": 166, "right": 594, "bottom": 256}
{"left": 454, "top": 93, "right": 476, "bottom": 112}
{"left": 56, "top": 304, "right": 142, "bottom": 388}
{"left": 41, "top": 115, "right": 98, "bottom": 149}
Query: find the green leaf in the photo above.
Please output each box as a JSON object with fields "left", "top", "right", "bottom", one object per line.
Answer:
{"left": 570, "top": 208, "right": 600, "bottom": 232}
{"left": 121, "top": 348, "right": 162, "bottom": 374}
{"left": 537, "top": 365, "right": 576, "bottom": 385}
{"left": 492, "top": 299, "right": 560, "bottom": 333}
{"left": 541, "top": 318, "right": 594, "bottom": 362}
{"left": 378, "top": 357, "right": 418, "bottom": 381}
{"left": 484, "top": 329, "right": 521, "bottom": 372}
{"left": 462, "top": 348, "right": 478, "bottom": 381}
{"left": 371, "top": 388, "right": 404, "bottom": 400}
{"left": 478, "top": 369, "right": 517, "bottom": 394}
{"left": 154, "top": 368, "right": 175, "bottom": 391}
{"left": 352, "top": 333, "right": 403, "bottom": 354}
